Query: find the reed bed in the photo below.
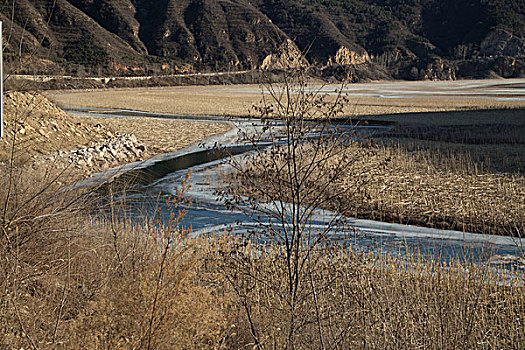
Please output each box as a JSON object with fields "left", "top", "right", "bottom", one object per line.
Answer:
{"left": 337, "top": 109, "right": 525, "bottom": 235}
{"left": 332, "top": 141, "right": 525, "bottom": 236}
{"left": 1, "top": 162, "right": 523, "bottom": 349}
{"left": 239, "top": 139, "right": 524, "bottom": 237}
{"left": 218, "top": 240, "right": 525, "bottom": 349}
{"left": 367, "top": 108, "right": 525, "bottom": 173}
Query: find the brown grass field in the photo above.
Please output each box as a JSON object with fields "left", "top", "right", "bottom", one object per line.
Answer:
{"left": 47, "top": 79, "right": 525, "bottom": 117}
{"left": 0, "top": 80, "right": 522, "bottom": 349}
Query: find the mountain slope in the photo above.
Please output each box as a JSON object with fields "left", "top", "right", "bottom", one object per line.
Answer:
{"left": 1, "top": 0, "right": 524, "bottom": 78}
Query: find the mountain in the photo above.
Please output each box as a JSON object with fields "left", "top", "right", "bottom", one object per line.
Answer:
{"left": 1, "top": 0, "right": 524, "bottom": 79}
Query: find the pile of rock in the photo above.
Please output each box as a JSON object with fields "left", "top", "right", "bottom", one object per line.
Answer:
{"left": 1, "top": 91, "right": 111, "bottom": 161}
{"left": 44, "top": 133, "right": 148, "bottom": 173}
{"left": 2, "top": 91, "right": 152, "bottom": 179}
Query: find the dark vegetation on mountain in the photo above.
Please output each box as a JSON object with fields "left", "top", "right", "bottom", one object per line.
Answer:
{"left": 1, "top": 0, "right": 524, "bottom": 79}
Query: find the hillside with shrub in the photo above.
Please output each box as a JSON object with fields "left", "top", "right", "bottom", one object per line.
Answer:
{"left": 1, "top": 0, "right": 524, "bottom": 78}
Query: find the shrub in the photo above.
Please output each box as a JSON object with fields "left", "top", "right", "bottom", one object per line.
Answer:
{"left": 63, "top": 34, "right": 108, "bottom": 67}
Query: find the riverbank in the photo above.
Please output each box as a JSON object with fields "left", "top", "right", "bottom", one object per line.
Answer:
{"left": 45, "top": 81, "right": 525, "bottom": 236}
{"left": 1, "top": 91, "right": 232, "bottom": 179}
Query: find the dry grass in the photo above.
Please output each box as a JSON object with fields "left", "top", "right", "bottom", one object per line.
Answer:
{"left": 46, "top": 80, "right": 525, "bottom": 118}
{"left": 62, "top": 220, "right": 235, "bottom": 350}
{"left": 381, "top": 138, "right": 525, "bottom": 174}
{"left": 47, "top": 86, "right": 262, "bottom": 117}
{"left": 364, "top": 108, "right": 525, "bottom": 127}
{"left": 365, "top": 108, "right": 525, "bottom": 173}
{"left": 1, "top": 160, "right": 523, "bottom": 349}
{"left": 219, "top": 241, "right": 525, "bottom": 349}
{"left": 0, "top": 165, "right": 235, "bottom": 349}
{"left": 335, "top": 142, "right": 525, "bottom": 236}
{"left": 236, "top": 139, "right": 524, "bottom": 237}
{"left": 333, "top": 108, "right": 525, "bottom": 235}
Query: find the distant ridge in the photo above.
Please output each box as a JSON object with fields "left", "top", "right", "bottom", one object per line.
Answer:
{"left": 1, "top": 0, "right": 524, "bottom": 80}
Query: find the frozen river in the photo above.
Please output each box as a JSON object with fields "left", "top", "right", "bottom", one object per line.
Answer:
{"left": 69, "top": 108, "right": 525, "bottom": 270}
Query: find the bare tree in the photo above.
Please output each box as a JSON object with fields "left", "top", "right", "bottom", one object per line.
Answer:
{"left": 219, "top": 68, "right": 368, "bottom": 349}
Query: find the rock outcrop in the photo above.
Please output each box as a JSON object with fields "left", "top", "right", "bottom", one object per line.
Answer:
{"left": 326, "top": 46, "right": 370, "bottom": 66}
{"left": 417, "top": 58, "right": 457, "bottom": 81}
{"left": 480, "top": 29, "right": 525, "bottom": 57}
{"left": 260, "top": 39, "right": 308, "bottom": 70}
{"left": 457, "top": 57, "right": 525, "bottom": 79}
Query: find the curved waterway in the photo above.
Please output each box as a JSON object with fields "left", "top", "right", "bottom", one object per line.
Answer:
{"left": 68, "top": 108, "right": 525, "bottom": 270}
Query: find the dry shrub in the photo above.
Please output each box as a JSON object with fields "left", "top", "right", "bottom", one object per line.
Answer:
{"left": 66, "top": 218, "right": 235, "bottom": 350}
{"left": 0, "top": 164, "right": 93, "bottom": 348}
{"left": 219, "top": 241, "right": 363, "bottom": 349}
{"left": 351, "top": 255, "right": 524, "bottom": 349}
{"left": 0, "top": 163, "right": 235, "bottom": 349}
{"left": 219, "top": 241, "right": 525, "bottom": 350}
{"left": 233, "top": 141, "right": 363, "bottom": 211}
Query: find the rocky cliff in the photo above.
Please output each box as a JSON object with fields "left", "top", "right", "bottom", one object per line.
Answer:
{"left": 1, "top": 0, "right": 524, "bottom": 79}
{"left": 480, "top": 28, "right": 525, "bottom": 57}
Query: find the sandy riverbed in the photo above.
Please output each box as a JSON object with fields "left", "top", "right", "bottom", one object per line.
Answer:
{"left": 47, "top": 79, "right": 525, "bottom": 118}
